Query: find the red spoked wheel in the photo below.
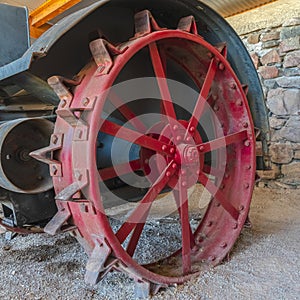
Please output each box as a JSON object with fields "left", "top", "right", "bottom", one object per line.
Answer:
{"left": 43, "top": 11, "right": 255, "bottom": 296}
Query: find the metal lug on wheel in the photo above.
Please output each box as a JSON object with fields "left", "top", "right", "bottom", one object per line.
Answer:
{"left": 242, "top": 84, "right": 249, "bottom": 95}
{"left": 85, "top": 236, "right": 112, "bottom": 285}
{"left": 215, "top": 42, "right": 227, "bottom": 58}
{"left": 134, "top": 10, "right": 163, "bottom": 37}
{"left": 177, "top": 15, "right": 198, "bottom": 35}
{"left": 48, "top": 76, "right": 74, "bottom": 104}
{"left": 89, "top": 38, "right": 125, "bottom": 75}
{"left": 44, "top": 201, "right": 72, "bottom": 235}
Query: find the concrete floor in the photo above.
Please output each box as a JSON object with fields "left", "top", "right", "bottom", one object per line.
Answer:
{"left": 0, "top": 186, "right": 299, "bottom": 299}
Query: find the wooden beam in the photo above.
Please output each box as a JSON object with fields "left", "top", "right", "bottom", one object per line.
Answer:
{"left": 29, "top": 0, "right": 81, "bottom": 37}
{"left": 30, "top": 23, "right": 52, "bottom": 39}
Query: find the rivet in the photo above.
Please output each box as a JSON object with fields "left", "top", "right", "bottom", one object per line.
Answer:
{"left": 75, "top": 171, "right": 82, "bottom": 181}
{"left": 162, "top": 145, "right": 168, "bottom": 151}
{"left": 186, "top": 137, "right": 192, "bottom": 142}
{"left": 196, "top": 170, "right": 200, "bottom": 175}
{"left": 61, "top": 100, "right": 67, "bottom": 108}
{"left": 176, "top": 136, "right": 182, "bottom": 142}
{"left": 214, "top": 105, "right": 219, "bottom": 112}
{"left": 52, "top": 135, "right": 58, "bottom": 144}
{"left": 224, "top": 173, "right": 229, "bottom": 179}
{"left": 207, "top": 221, "right": 213, "bottom": 227}
{"left": 244, "top": 140, "right": 250, "bottom": 147}
{"left": 189, "top": 127, "right": 195, "bottom": 133}
{"left": 212, "top": 95, "right": 218, "bottom": 101}
{"left": 218, "top": 63, "right": 225, "bottom": 71}
{"left": 173, "top": 125, "right": 179, "bottom": 131}
{"left": 76, "top": 130, "right": 83, "bottom": 139}
{"left": 244, "top": 183, "right": 250, "bottom": 189}
{"left": 236, "top": 100, "right": 243, "bottom": 106}
{"left": 172, "top": 163, "right": 177, "bottom": 169}
{"left": 166, "top": 171, "right": 171, "bottom": 177}
{"left": 170, "top": 148, "right": 175, "bottom": 154}
{"left": 182, "top": 181, "right": 187, "bottom": 187}
{"left": 220, "top": 242, "right": 227, "bottom": 248}
{"left": 52, "top": 165, "right": 58, "bottom": 176}
{"left": 199, "top": 146, "right": 205, "bottom": 152}
{"left": 97, "top": 65, "right": 105, "bottom": 73}
{"left": 197, "top": 236, "right": 204, "bottom": 243}
{"left": 144, "top": 159, "right": 149, "bottom": 164}
{"left": 181, "top": 169, "right": 187, "bottom": 175}
{"left": 82, "top": 97, "right": 90, "bottom": 106}
{"left": 207, "top": 52, "right": 213, "bottom": 59}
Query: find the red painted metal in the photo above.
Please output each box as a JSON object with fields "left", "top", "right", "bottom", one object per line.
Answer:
{"left": 47, "top": 10, "right": 256, "bottom": 295}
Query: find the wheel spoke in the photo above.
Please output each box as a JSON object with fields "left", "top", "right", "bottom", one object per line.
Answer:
{"left": 108, "top": 91, "right": 147, "bottom": 132}
{"left": 186, "top": 58, "right": 218, "bottom": 137}
{"left": 173, "top": 190, "right": 195, "bottom": 248}
{"left": 198, "top": 172, "right": 239, "bottom": 220}
{"left": 197, "top": 130, "right": 248, "bottom": 154}
{"left": 100, "top": 119, "right": 174, "bottom": 155}
{"left": 116, "top": 161, "right": 176, "bottom": 244}
{"left": 126, "top": 223, "right": 146, "bottom": 257}
{"left": 99, "top": 159, "right": 142, "bottom": 181}
{"left": 149, "top": 42, "right": 177, "bottom": 121}
{"left": 173, "top": 186, "right": 194, "bottom": 274}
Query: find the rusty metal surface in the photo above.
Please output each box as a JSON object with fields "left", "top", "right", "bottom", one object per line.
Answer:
{"left": 41, "top": 9, "right": 256, "bottom": 295}
{"left": 201, "top": 0, "right": 277, "bottom": 17}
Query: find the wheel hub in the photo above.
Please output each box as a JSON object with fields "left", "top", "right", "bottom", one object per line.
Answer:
{"left": 176, "top": 144, "right": 199, "bottom": 165}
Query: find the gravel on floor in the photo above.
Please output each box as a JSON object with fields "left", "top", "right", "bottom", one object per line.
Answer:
{"left": 0, "top": 187, "right": 299, "bottom": 300}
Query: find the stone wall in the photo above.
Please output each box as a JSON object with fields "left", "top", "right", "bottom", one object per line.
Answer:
{"left": 238, "top": 17, "right": 300, "bottom": 188}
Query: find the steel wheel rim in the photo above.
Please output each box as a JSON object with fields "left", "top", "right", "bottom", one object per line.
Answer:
{"left": 52, "top": 18, "right": 256, "bottom": 286}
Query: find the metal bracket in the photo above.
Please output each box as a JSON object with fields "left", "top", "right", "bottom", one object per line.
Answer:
{"left": 55, "top": 169, "right": 88, "bottom": 201}
{"left": 56, "top": 108, "right": 89, "bottom": 141}
{"left": 89, "top": 39, "right": 125, "bottom": 75}
{"left": 134, "top": 280, "right": 164, "bottom": 298}
{"left": 85, "top": 235, "right": 112, "bottom": 285}
{"left": 134, "top": 10, "right": 164, "bottom": 38}
{"left": 48, "top": 76, "right": 75, "bottom": 103}
{"left": 44, "top": 201, "right": 71, "bottom": 235}
{"left": 177, "top": 16, "right": 198, "bottom": 35}
{"left": 242, "top": 84, "right": 249, "bottom": 95}
{"left": 30, "top": 133, "right": 63, "bottom": 177}
{"left": 215, "top": 42, "right": 228, "bottom": 58}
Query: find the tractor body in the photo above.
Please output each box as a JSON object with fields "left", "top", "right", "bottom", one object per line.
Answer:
{"left": 0, "top": 1, "right": 269, "bottom": 296}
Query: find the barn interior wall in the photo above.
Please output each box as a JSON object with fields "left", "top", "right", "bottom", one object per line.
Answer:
{"left": 227, "top": 0, "right": 300, "bottom": 189}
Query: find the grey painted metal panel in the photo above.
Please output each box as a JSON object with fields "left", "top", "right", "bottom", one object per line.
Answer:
{"left": 0, "top": 4, "right": 30, "bottom": 67}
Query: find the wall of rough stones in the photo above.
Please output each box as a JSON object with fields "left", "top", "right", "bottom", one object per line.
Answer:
{"left": 236, "top": 17, "right": 300, "bottom": 188}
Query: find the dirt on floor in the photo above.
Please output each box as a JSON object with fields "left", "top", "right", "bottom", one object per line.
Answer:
{"left": 0, "top": 186, "right": 299, "bottom": 300}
